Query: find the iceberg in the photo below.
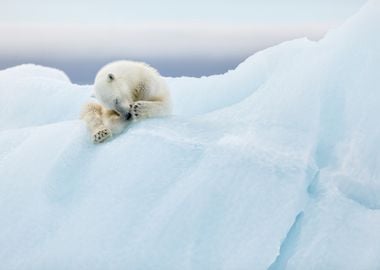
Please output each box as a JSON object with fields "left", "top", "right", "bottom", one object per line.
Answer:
{"left": 0, "top": 1, "right": 379, "bottom": 269}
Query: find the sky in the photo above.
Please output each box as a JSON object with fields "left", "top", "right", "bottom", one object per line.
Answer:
{"left": 0, "top": 0, "right": 368, "bottom": 83}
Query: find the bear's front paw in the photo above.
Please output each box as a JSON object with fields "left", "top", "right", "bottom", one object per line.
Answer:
{"left": 131, "top": 102, "right": 147, "bottom": 120}
{"left": 93, "top": 128, "right": 112, "bottom": 144}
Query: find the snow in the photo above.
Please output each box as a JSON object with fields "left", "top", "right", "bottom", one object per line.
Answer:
{"left": 0, "top": 1, "right": 380, "bottom": 269}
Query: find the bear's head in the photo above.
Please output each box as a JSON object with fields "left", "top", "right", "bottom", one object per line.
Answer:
{"left": 94, "top": 67, "right": 133, "bottom": 119}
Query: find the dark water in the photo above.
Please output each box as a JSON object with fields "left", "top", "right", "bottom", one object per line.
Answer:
{"left": 0, "top": 55, "right": 250, "bottom": 85}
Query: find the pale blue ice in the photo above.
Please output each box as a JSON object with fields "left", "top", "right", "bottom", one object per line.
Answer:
{"left": 0, "top": 1, "right": 379, "bottom": 269}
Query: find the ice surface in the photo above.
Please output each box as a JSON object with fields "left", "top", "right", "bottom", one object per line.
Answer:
{"left": 1, "top": 1, "right": 380, "bottom": 269}
{"left": 0, "top": 64, "right": 91, "bottom": 131}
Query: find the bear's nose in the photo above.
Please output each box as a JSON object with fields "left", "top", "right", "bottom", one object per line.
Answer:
{"left": 125, "top": 112, "right": 132, "bottom": 120}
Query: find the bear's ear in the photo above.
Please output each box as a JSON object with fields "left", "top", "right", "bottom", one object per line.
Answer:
{"left": 107, "top": 73, "right": 115, "bottom": 82}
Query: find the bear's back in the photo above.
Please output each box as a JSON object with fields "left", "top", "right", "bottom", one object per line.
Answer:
{"left": 95, "top": 60, "right": 160, "bottom": 86}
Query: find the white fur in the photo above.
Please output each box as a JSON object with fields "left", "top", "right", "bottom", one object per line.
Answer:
{"left": 81, "top": 60, "right": 171, "bottom": 143}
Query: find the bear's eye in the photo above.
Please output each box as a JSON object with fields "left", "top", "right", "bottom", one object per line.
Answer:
{"left": 107, "top": 73, "right": 115, "bottom": 82}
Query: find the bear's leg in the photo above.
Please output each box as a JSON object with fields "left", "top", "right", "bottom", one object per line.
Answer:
{"left": 81, "top": 103, "right": 112, "bottom": 143}
{"left": 131, "top": 101, "right": 170, "bottom": 120}
{"left": 103, "top": 109, "right": 131, "bottom": 136}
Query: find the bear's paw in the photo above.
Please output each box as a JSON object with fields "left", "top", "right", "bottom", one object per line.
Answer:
{"left": 93, "top": 128, "right": 112, "bottom": 144}
{"left": 131, "top": 102, "right": 147, "bottom": 120}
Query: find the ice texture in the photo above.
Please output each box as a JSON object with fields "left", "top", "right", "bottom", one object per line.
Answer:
{"left": 0, "top": 1, "right": 380, "bottom": 269}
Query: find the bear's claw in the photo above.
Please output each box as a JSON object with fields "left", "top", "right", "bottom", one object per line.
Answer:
{"left": 93, "top": 128, "right": 112, "bottom": 143}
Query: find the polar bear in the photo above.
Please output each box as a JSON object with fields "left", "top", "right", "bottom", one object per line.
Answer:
{"left": 81, "top": 60, "right": 171, "bottom": 143}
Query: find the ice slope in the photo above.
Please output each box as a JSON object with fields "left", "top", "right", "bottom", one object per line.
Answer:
{"left": 0, "top": 1, "right": 380, "bottom": 269}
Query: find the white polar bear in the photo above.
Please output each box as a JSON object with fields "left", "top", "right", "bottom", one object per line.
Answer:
{"left": 81, "top": 60, "right": 171, "bottom": 143}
